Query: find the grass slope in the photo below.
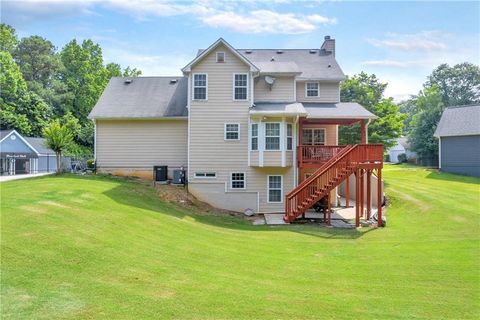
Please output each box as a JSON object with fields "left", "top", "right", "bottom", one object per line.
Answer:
{"left": 1, "top": 165, "right": 479, "bottom": 319}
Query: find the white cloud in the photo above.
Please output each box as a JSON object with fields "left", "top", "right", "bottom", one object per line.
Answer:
{"left": 201, "top": 10, "right": 336, "bottom": 34}
{"left": 3, "top": 0, "right": 337, "bottom": 34}
{"left": 366, "top": 31, "right": 450, "bottom": 52}
{"left": 102, "top": 47, "right": 191, "bottom": 76}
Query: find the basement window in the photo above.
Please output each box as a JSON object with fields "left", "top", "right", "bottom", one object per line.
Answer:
{"left": 231, "top": 172, "right": 246, "bottom": 189}
{"left": 195, "top": 172, "right": 216, "bottom": 178}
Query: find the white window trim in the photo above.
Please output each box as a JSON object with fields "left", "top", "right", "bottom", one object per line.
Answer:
{"left": 194, "top": 172, "right": 217, "bottom": 179}
{"left": 305, "top": 82, "right": 320, "bottom": 97}
{"left": 224, "top": 123, "right": 240, "bottom": 141}
{"left": 216, "top": 51, "right": 226, "bottom": 63}
{"left": 265, "top": 122, "right": 281, "bottom": 151}
{"left": 250, "top": 122, "right": 258, "bottom": 151}
{"left": 192, "top": 73, "right": 208, "bottom": 101}
{"left": 230, "top": 172, "right": 246, "bottom": 190}
{"left": 302, "top": 127, "right": 327, "bottom": 145}
{"left": 232, "top": 73, "right": 249, "bottom": 101}
{"left": 286, "top": 123, "right": 293, "bottom": 151}
{"left": 267, "top": 175, "right": 283, "bottom": 203}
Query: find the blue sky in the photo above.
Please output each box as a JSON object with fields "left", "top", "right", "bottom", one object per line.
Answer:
{"left": 3, "top": 0, "right": 479, "bottom": 101}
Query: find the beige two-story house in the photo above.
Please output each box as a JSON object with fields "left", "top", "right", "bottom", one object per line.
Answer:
{"left": 89, "top": 37, "right": 384, "bottom": 225}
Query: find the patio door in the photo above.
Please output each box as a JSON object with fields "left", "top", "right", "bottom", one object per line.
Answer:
{"left": 302, "top": 128, "right": 326, "bottom": 145}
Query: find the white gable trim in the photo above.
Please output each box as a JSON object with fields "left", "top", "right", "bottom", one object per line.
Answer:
{"left": 182, "top": 38, "right": 259, "bottom": 73}
{"left": 0, "top": 129, "right": 41, "bottom": 155}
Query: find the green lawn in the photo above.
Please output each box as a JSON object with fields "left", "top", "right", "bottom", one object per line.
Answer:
{"left": 1, "top": 165, "right": 479, "bottom": 319}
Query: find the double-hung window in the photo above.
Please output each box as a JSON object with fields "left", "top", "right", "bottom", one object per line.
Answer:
{"left": 231, "top": 172, "right": 246, "bottom": 189}
{"left": 225, "top": 123, "right": 240, "bottom": 140}
{"left": 306, "top": 82, "right": 319, "bottom": 97}
{"left": 268, "top": 176, "right": 283, "bottom": 203}
{"left": 234, "top": 74, "right": 248, "bottom": 100}
{"left": 287, "top": 124, "right": 293, "bottom": 150}
{"left": 265, "top": 123, "right": 280, "bottom": 150}
{"left": 193, "top": 74, "right": 207, "bottom": 100}
{"left": 251, "top": 123, "right": 258, "bottom": 150}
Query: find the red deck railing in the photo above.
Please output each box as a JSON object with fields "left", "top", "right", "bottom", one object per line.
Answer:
{"left": 298, "top": 145, "right": 346, "bottom": 165}
{"left": 286, "top": 144, "right": 383, "bottom": 223}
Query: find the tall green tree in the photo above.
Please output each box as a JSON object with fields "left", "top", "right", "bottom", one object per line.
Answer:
{"left": 0, "top": 51, "right": 32, "bottom": 134}
{"left": 408, "top": 85, "right": 444, "bottom": 159}
{"left": 0, "top": 23, "right": 18, "bottom": 54}
{"left": 339, "top": 72, "right": 405, "bottom": 150}
{"left": 43, "top": 120, "right": 73, "bottom": 173}
{"left": 14, "top": 36, "right": 60, "bottom": 86}
{"left": 425, "top": 62, "right": 480, "bottom": 107}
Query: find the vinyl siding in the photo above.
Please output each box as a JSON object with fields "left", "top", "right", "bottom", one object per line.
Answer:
{"left": 440, "top": 135, "right": 480, "bottom": 177}
{"left": 296, "top": 81, "right": 340, "bottom": 103}
{"left": 96, "top": 119, "right": 188, "bottom": 178}
{"left": 189, "top": 43, "right": 294, "bottom": 212}
{"left": 254, "top": 76, "right": 295, "bottom": 102}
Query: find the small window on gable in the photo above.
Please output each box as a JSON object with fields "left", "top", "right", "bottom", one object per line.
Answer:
{"left": 306, "top": 82, "right": 319, "bottom": 97}
{"left": 216, "top": 52, "right": 225, "bottom": 63}
{"left": 225, "top": 123, "right": 240, "bottom": 140}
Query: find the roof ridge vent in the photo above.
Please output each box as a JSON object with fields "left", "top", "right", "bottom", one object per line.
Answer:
{"left": 124, "top": 78, "right": 132, "bottom": 84}
{"left": 245, "top": 50, "right": 252, "bottom": 54}
{"left": 309, "top": 49, "right": 317, "bottom": 54}
{"left": 170, "top": 79, "right": 178, "bottom": 84}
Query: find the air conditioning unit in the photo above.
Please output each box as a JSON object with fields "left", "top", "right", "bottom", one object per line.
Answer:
{"left": 173, "top": 169, "right": 186, "bottom": 185}
{"left": 153, "top": 166, "right": 168, "bottom": 183}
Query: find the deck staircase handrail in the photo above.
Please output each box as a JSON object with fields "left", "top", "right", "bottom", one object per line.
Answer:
{"left": 285, "top": 144, "right": 383, "bottom": 223}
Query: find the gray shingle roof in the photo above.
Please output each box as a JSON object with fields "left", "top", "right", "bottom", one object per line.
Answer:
{"left": 434, "top": 105, "right": 480, "bottom": 137}
{"left": 88, "top": 77, "right": 188, "bottom": 119}
{"left": 250, "top": 102, "right": 307, "bottom": 116}
{"left": 304, "top": 102, "right": 377, "bottom": 119}
{"left": 250, "top": 102, "right": 376, "bottom": 119}
{"left": 24, "top": 137, "right": 54, "bottom": 154}
{"left": 238, "top": 49, "right": 345, "bottom": 80}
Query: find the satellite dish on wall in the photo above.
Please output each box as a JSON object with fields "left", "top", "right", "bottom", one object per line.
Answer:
{"left": 265, "top": 75, "right": 275, "bottom": 85}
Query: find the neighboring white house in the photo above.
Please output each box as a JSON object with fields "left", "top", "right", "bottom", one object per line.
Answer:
{"left": 389, "top": 137, "right": 417, "bottom": 163}
{"left": 89, "top": 36, "right": 383, "bottom": 222}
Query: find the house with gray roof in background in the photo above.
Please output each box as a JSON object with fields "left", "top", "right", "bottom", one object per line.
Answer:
{"left": 0, "top": 129, "right": 69, "bottom": 175}
{"left": 388, "top": 137, "right": 417, "bottom": 164}
{"left": 434, "top": 105, "right": 480, "bottom": 177}
{"left": 89, "top": 37, "right": 386, "bottom": 224}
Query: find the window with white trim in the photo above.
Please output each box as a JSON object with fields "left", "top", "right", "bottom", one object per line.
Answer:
{"left": 234, "top": 74, "right": 248, "bottom": 100}
{"left": 193, "top": 74, "right": 207, "bottom": 100}
{"left": 216, "top": 52, "right": 225, "bottom": 63}
{"left": 306, "top": 82, "right": 319, "bottom": 97}
{"left": 302, "top": 128, "right": 325, "bottom": 145}
{"left": 231, "top": 172, "right": 245, "bottom": 189}
{"left": 268, "top": 176, "right": 282, "bottom": 203}
{"left": 251, "top": 123, "right": 258, "bottom": 150}
{"left": 287, "top": 123, "right": 293, "bottom": 150}
{"left": 195, "top": 172, "right": 217, "bottom": 178}
{"left": 265, "top": 123, "right": 280, "bottom": 150}
{"left": 225, "top": 123, "right": 240, "bottom": 140}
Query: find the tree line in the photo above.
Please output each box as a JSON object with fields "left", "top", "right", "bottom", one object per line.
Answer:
{"left": 0, "top": 23, "right": 141, "bottom": 157}
{"left": 1, "top": 22, "right": 479, "bottom": 164}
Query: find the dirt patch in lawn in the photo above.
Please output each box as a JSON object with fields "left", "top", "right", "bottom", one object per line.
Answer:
{"left": 154, "top": 184, "right": 254, "bottom": 221}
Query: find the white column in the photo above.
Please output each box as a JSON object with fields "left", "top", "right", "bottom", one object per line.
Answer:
{"left": 259, "top": 121, "right": 265, "bottom": 167}
{"left": 281, "top": 117, "right": 286, "bottom": 167}
{"left": 293, "top": 117, "right": 298, "bottom": 187}
{"left": 247, "top": 117, "right": 251, "bottom": 166}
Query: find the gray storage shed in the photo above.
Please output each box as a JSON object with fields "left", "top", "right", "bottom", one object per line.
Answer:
{"left": 434, "top": 105, "right": 480, "bottom": 177}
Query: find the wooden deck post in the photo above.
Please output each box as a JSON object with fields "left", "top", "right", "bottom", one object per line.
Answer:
{"left": 360, "top": 169, "right": 364, "bottom": 218}
{"left": 360, "top": 120, "right": 367, "bottom": 144}
{"left": 345, "top": 174, "right": 350, "bottom": 207}
{"left": 366, "top": 169, "right": 371, "bottom": 220}
{"left": 327, "top": 192, "right": 331, "bottom": 226}
{"left": 377, "top": 168, "right": 382, "bottom": 227}
{"left": 355, "top": 170, "right": 360, "bottom": 227}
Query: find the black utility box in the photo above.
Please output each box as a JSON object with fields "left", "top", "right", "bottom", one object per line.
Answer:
{"left": 153, "top": 166, "right": 168, "bottom": 182}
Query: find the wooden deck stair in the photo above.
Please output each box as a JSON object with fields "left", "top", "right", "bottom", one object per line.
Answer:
{"left": 284, "top": 144, "right": 383, "bottom": 224}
